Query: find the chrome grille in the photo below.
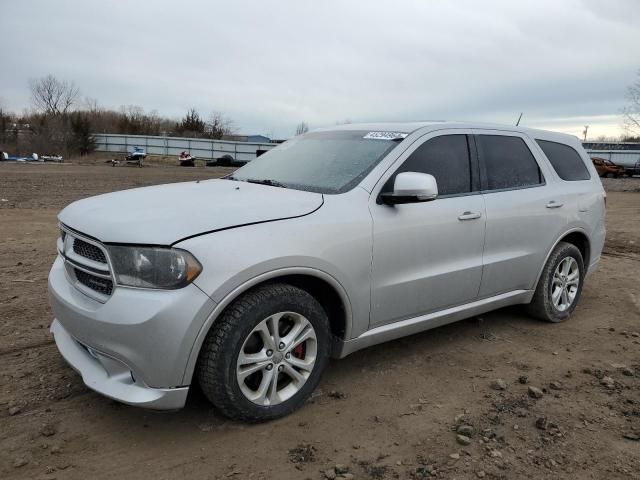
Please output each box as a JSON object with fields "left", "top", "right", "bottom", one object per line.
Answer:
{"left": 73, "top": 238, "right": 107, "bottom": 263}
{"left": 59, "top": 225, "right": 113, "bottom": 302}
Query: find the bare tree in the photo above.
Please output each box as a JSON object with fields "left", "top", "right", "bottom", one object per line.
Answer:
{"left": 83, "top": 96, "right": 101, "bottom": 114}
{"left": 0, "top": 98, "right": 16, "bottom": 147}
{"left": 117, "top": 105, "right": 168, "bottom": 136}
{"left": 623, "top": 69, "right": 640, "bottom": 135}
{"left": 295, "top": 121, "right": 309, "bottom": 135}
{"left": 207, "top": 112, "right": 234, "bottom": 139}
{"left": 29, "top": 74, "right": 80, "bottom": 116}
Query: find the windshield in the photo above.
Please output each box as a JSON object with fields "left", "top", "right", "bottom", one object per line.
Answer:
{"left": 231, "top": 130, "right": 403, "bottom": 194}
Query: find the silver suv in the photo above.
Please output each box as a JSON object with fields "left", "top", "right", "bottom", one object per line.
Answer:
{"left": 48, "top": 122, "right": 606, "bottom": 421}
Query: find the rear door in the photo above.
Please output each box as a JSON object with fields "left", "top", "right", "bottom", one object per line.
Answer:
{"left": 369, "top": 131, "right": 486, "bottom": 327}
{"left": 534, "top": 138, "right": 606, "bottom": 270}
{"left": 475, "top": 130, "right": 569, "bottom": 297}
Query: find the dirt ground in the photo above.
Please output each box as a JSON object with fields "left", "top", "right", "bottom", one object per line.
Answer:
{"left": 1, "top": 163, "right": 639, "bottom": 480}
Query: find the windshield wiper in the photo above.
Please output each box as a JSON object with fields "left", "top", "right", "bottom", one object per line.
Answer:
{"left": 246, "top": 178, "right": 288, "bottom": 189}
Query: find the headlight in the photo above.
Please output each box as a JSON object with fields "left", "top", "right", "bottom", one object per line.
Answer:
{"left": 107, "top": 246, "right": 202, "bottom": 289}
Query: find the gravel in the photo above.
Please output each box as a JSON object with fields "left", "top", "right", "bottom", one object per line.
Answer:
{"left": 528, "top": 386, "right": 544, "bottom": 399}
{"left": 601, "top": 177, "right": 640, "bottom": 193}
{"left": 457, "top": 424, "right": 475, "bottom": 437}
{"left": 490, "top": 379, "right": 507, "bottom": 390}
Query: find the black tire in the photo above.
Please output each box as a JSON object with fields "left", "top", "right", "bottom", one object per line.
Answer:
{"left": 218, "top": 155, "right": 233, "bottom": 166}
{"left": 196, "top": 283, "right": 331, "bottom": 422}
{"left": 526, "top": 242, "right": 585, "bottom": 323}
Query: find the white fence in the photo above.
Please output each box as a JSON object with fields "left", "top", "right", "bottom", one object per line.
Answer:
{"left": 585, "top": 150, "right": 640, "bottom": 168}
{"left": 92, "top": 135, "right": 639, "bottom": 168}
{"left": 93, "top": 133, "right": 277, "bottom": 162}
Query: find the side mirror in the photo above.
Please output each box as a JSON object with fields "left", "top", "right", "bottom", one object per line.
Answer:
{"left": 380, "top": 172, "right": 438, "bottom": 205}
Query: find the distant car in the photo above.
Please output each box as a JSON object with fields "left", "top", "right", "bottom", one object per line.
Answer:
{"left": 591, "top": 157, "right": 625, "bottom": 178}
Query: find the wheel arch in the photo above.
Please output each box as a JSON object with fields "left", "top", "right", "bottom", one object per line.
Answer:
{"left": 533, "top": 228, "right": 591, "bottom": 291}
{"left": 182, "top": 267, "right": 353, "bottom": 385}
{"left": 559, "top": 231, "right": 590, "bottom": 268}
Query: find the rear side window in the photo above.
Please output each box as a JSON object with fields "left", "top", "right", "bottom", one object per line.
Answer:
{"left": 392, "top": 135, "right": 472, "bottom": 196}
{"left": 536, "top": 140, "right": 591, "bottom": 181}
{"left": 476, "top": 135, "right": 543, "bottom": 190}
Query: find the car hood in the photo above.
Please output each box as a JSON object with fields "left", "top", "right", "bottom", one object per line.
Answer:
{"left": 59, "top": 179, "right": 324, "bottom": 245}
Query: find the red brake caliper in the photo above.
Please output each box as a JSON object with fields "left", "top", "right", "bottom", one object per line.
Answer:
{"left": 293, "top": 343, "right": 305, "bottom": 359}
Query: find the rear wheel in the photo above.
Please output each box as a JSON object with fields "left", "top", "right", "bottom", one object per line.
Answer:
{"left": 197, "top": 283, "right": 330, "bottom": 422}
{"left": 527, "top": 242, "right": 584, "bottom": 323}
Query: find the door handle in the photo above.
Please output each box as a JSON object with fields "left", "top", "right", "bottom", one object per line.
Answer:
{"left": 458, "top": 211, "right": 482, "bottom": 221}
{"left": 546, "top": 201, "right": 564, "bottom": 209}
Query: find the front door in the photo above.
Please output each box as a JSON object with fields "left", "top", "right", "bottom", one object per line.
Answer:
{"left": 369, "top": 132, "right": 486, "bottom": 327}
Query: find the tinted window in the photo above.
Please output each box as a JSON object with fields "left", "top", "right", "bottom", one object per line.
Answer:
{"left": 536, "top": 140, "right": 591, "bottom": 181}
{"left": 477, "top": 135, "right": 543, "bottom": 190}
{"left": 392, "top": 135, "right": 472, "bottom": 196}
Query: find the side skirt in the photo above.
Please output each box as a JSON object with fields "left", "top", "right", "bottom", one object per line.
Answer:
{"left": 334, "top": 290, "right": 533, "bottom": 358}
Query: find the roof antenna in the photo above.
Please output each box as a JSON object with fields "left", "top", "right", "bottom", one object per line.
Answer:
{"left": 515, "top": 112, "right": 523, "bottom": 126}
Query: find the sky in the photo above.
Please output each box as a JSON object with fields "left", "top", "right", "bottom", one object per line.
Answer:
{"left": 1, "top": 0, "right": 639, "bottom": 139}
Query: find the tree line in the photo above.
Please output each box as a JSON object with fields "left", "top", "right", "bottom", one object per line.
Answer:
{"left": 0, "top": 74, "right": 235, "bottom": 157}
{"left": 2, "top": 71, "right": 639, "bottom": 157}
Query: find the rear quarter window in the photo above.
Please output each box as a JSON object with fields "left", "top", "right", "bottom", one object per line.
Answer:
{"left": 536, "top": 140, "right": 591, "bottom": 181}
{"left": 476, "top": 135, "right": 543, "bottom": 190}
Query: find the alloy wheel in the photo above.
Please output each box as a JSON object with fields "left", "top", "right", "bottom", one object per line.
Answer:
{"left": 236, "top": 312, "right": 317, "bottom": 406}
{"left": 551, "top": 256, "right": 580, "bottom": 312}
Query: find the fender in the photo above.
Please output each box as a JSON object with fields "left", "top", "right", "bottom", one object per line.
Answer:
{"left": 531, "top": 227, "right": 591, "bottom": 292}
{"left": 181, "top": 266, "right": 353, "bottom": 385}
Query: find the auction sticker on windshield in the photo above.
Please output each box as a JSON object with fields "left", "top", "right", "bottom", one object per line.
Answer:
{"left": 363, "top": 131, "right": 408, "bottom": 140}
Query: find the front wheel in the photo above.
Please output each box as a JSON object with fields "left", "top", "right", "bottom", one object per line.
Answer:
{"left": 197, "top": 283, "right": 330, "bottom": 422}
{"left": 526, "top": 242, "right": 585, "bottom": 322}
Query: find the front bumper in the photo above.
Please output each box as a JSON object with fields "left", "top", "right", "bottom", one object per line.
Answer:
{"left": 48, "top": 255, "right": 216, "bottom": 409}
{"left": 51, "top": 319, "right": 189, "bottom": 409}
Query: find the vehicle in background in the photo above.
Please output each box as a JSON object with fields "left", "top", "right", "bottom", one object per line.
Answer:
{"left": 48, "top": 122, "right": 606, "bottom": 422}
{"left": 584, "top": 149, "right": 640, "bottom": 178}
{"left": 1, "top": 152, "right": 63, "bottom": 162}
{"left": 111, "top": 147, "right": 146, "bottom": 167}
{"left": 1, "top": 152, "right": 39, "bottom": 162}
{"left": 179, "top": 151, "right": 196, "bottom": 167}
{"left": 126, "top": 147, "right": 146, "bottom": 166}
{"left": 591, "top": 157, "right": 625, "bottom": 178}
{"left": 93, "top": 133, "right": 278, "bottom": 165}
{"left": 624, "top": 161, "right": 640, "bottom": 177}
